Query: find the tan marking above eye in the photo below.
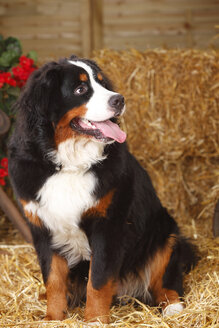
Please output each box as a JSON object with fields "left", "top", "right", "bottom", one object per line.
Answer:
{"left": 79, "top": 73, "right": 88, "bottom": 82}
{"left": 97, "top": 73, "right": 103, "bottom": 81}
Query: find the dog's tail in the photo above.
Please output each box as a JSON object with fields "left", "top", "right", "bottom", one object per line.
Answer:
{"left": 178, "top": 236, "right": 199, "bottom": 274}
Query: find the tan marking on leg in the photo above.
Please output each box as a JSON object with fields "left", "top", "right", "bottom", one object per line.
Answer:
{"left": 45, "top": 254, "right": 69, "bottom": 321}
{"left": 149, "top": 235, "right": 180, "bottom": 309}
{"left": 54, "top": 105, "right": 87, "bottom": 145}
{"left": 20, "top": 199, "right": 42, "bottom": 227}
{"left": 85, "top": 259, "right": 117, "bottom": 324}
{"left": 84, "top": 189, "right": 115, "bottom": 218}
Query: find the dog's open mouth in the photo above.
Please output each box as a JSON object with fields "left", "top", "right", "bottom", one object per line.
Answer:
{"left": 70, "top": 117, "right": 126, "bottom": 143}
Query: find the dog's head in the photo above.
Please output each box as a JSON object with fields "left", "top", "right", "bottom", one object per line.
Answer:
{"left": 18, "top": 55, "right": 126, "bottom": 147}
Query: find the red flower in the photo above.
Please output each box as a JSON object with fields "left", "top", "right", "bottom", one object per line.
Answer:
{"left": 12, "top": 66, "right": 24, "bottom": 79}
{"left": 0, "top": 56, "right": 37, "bottom": 91}
{"left": 0, "top": 72, "right": 17, "bottom": 87}
{"left": 12, "top": 63, "right": 36, "bottom": 83}
{"left": 0, "top": 168, "right": 7, "bottom": 178}
{"left": 0, "top": 74, "right": 5, "bottom": 86}
{"left": 1, "top": 158, "right": 8, "bottom": 169}
{"left": 0, "top": 178, "right": 6, "bottom": 186}
{"left": 2, "top": 72, "right": 11, "bottom": 83}
{"left": 8, "top": 78, "right": 17, "bottom": 87}
{"left": 0, "top": 158, "right": 8, "bottom": 187}
{"left": 19, "top": 55, "right": 34, "bottom": 69}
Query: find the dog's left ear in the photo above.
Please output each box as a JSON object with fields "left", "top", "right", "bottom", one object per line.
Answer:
{"left": 17, "top": 62, "right": 61, "bottom": 120}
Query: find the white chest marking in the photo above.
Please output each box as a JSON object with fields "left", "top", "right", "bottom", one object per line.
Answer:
{"left": 27, "top": 170, "right": 97, "bottom": 267}
{"left": 37, "top": 170, "right": 96, "bottom": 232}
{"left": 25, "top": 138, "right": 107, "bottom": 268}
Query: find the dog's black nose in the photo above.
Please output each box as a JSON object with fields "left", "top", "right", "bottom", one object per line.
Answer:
{"left": 108, "top": 94, "right": 125, "bottom": 115}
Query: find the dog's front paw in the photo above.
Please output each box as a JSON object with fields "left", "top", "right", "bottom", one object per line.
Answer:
{"left": 82, "top": 322, "right": 107, "bottom": 327}
{"left": 44, "top": 315, "right": 53, "bottom": 321}
{"left": 44, "top": 310, "right": 67, "bottom": 321}
{"left": 163, "top": 302, "right": 184, "bottom": 316}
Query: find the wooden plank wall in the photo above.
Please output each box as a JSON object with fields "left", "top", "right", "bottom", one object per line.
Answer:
{"left": 0, "top": 0, "right": 91, "bottom": 61}
{"left": 103, "top": 0, "right": 219, "bottom": 50}
{"left": 0, "top": 0, "right": 218, "bottom": 62}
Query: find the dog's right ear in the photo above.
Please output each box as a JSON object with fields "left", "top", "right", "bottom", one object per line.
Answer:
{"left": 17, "top": 62, "right": 61, "bottom": 120}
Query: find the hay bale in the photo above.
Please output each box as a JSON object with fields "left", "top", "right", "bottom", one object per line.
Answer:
{"left": 95, "top": 49, "right": 219, "bottom": 226}
{"left": 0, "top": 49, "right": 219, "bottom": 327}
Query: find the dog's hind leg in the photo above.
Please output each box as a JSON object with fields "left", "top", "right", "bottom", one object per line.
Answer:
{"left": 149, "top": 235, "right": 184, "bottom": 316}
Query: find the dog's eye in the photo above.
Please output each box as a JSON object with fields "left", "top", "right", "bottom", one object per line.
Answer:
{"left": 74, "top": 84, "right": 88, "bottom": 96}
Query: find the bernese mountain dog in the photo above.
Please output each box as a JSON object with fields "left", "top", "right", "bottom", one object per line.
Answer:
{"left": 8, "top": 55, "right": 197, "bottom": 324}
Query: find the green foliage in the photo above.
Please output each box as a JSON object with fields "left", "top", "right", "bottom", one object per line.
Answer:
{"left": 27, "top": 50, "right": 38, "bottom": 63}
{"left": 0, "top": 36, "right": 22, "bottom": 71}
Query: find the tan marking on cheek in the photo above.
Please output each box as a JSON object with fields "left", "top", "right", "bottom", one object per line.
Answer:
{"left": 20, "top": 199, "right": 42, "bottom": 227}
{"left": 85, "top": 258, "right": 117, "bottom": 324}
{"left": 84, "top": 189, "right": 115, "bottom": 218}
{"left": 149, "top": 235, "right": 180, "bottom": 308}
{"left": 45, "top": 254, "right": 69, "bottom": 321}
{"left": 54, "top": 105, "right": 87, "bottom": 146}
{"left": 97, "top": 73, "right": 103, "bottom": 81}
{"left": 80, "top": 73, "right": 88, "bottom": 82}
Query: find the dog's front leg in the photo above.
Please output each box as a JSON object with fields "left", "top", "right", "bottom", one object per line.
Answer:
{"left": 45, "top": 253, "right": 69, "bottom": 320}
{"left": 29, "top": 223, "right": 69, "bottom": 320}
{"left": 84, "top": 220, "right": 123, "bottom": 324}
{"left": 85, "top": 257, "right": 117, "bottom": 324}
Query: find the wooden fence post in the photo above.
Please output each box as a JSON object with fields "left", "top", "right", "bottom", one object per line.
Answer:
{"left": 80, "top": 0, "right": 103, "bottom": 57}
{"left": 81, "top": 0, "right": 92, "bottom": 57}
{"left": 90, "top": 0, "right": 103, "bottom": 52}
{"left": 0, "top": 187, "right": 33, "bottom": 244}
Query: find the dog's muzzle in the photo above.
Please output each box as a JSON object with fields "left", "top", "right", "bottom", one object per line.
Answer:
{"left": 108, "top": 94, "right": 125, "bottom": 117}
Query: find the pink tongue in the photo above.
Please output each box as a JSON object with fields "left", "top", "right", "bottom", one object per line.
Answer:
{"left": 93, "top": 120, "right": 126, "bottom": 143}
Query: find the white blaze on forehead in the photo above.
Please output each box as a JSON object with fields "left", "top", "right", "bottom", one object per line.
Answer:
{"left": 69, "top": 60, "right": 118, "bottom": 122}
